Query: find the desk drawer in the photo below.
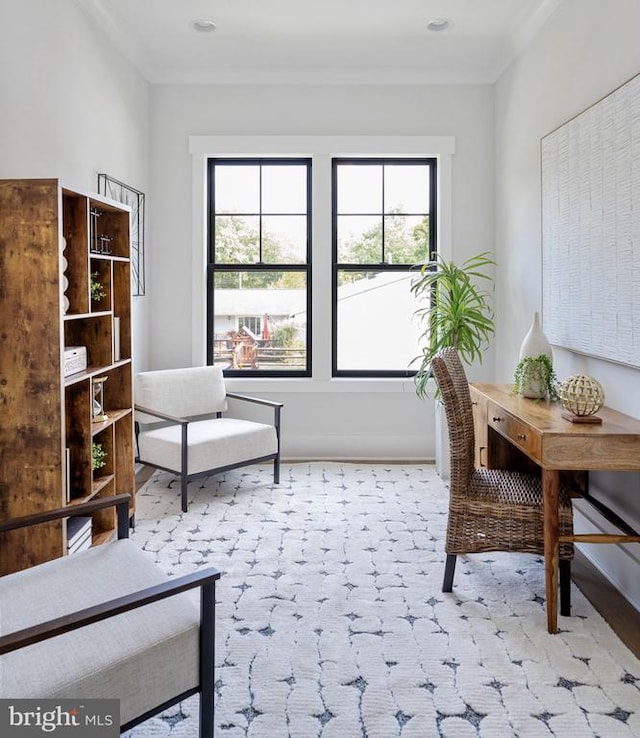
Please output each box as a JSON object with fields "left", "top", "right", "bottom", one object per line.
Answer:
{"left": 488, "top": 401, "right": 541, "bottom": 460}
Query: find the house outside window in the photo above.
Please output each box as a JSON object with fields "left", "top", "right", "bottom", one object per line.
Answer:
{"left": 207, "top": 158, "right": 312, "bottom": 376}
{"left": 332, "top": 158, "right": 437, "bottom": 376}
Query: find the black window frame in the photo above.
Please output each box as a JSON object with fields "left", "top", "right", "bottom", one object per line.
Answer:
{"left": 206, "top": 157, "right": 313, "bottom": 378}
{"left": 331, "top": 156, "right": 438, "bottom": 378}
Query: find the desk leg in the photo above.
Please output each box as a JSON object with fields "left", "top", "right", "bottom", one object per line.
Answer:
{"left": 542, "top": 469, "right": 559, "bottom": 634}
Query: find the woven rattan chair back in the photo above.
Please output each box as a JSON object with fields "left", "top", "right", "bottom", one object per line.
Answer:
{"left": 432, "top": 350, "right": 475, "bottom": 490}
{"left": 439, "top": 346, "right": 473, "bottom": 409}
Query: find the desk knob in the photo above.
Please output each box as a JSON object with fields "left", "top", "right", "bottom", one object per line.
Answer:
{"left": 517, "top": 433, "right": 527, "bottom": 441}
{"left": 492, "top": 416, "right": 502, "bottom": 423}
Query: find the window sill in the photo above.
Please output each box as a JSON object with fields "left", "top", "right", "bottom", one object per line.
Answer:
{"left": 224, "top": 377, "right": 427, "bottom": 394}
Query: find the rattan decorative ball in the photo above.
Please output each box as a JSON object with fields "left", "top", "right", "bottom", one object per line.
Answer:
{"left": 559, "top": 374, "right": 605, "bottom": 416}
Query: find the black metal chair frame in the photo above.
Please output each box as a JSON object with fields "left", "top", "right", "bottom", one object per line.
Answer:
{"left": 135, "top": 391, "right": 282, "bottom": 512}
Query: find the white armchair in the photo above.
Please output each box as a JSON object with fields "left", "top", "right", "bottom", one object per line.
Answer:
{"left": 0, "top": 494, "right": 220, "bottom": 737}
{"left": 134, "top": 366, "right": 282, "bottom": 512}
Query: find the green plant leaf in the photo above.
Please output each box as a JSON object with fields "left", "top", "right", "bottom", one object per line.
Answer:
{"left": 410, "top": 251, "right": 496, "bottom": 398}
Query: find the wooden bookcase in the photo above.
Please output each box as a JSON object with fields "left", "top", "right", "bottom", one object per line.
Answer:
{"left": 0, "top": 178, "right": 135, "bottom": 574}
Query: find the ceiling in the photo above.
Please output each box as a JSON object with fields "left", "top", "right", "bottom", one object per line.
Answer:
{"left": 77, "top": 0, "right": 563, "bottom": 85}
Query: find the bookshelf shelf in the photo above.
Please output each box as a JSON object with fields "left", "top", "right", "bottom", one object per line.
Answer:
{"left": 0, "top": 178, "right": 135, "bottom": 574}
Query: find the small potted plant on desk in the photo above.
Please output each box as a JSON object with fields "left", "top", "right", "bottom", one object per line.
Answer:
{"left": 512, "top": 354, "right": 559, "bottom": 400}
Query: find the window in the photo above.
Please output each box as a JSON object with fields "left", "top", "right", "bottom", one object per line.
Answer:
{"left": 332, "top": 158, "right": 437, "bottom": 376}
{"left": 207, "top": 158, "right": 312, "bottom": 376}
{"left": 237, "top": 315, "right": 262, "bottom": 336}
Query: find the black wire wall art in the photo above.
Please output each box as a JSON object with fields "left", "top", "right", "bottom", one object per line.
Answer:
{"left": 97, "top": 173, "right": 146, "bottom": 296}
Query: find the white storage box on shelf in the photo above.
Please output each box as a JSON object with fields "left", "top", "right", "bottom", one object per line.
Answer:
{"left": 63, "top": 346, "right": 87, "bottom": 377}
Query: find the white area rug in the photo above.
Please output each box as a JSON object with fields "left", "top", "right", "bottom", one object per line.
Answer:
{"left": 124, "top": 463, "right": 640, "bottom": 738}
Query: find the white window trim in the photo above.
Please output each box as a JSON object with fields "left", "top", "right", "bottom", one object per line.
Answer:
{"left": 189, "top": 135, "right": 455, "bottom": 393}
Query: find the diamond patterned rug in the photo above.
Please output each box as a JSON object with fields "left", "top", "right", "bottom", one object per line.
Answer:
{"left": 124, "top": 463, "right": 640, "bottom": 737}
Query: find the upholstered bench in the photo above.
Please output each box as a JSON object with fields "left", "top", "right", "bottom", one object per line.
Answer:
{"left": 0, "top": 495, "right": 220, "bottom": 737}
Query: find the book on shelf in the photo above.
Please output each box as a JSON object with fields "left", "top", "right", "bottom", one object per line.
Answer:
{"left": 113, "top": 316, "right": 121, "bottom": 362}
{"left": 67, "top": 516, "right": 92, "bottom": 549}
{"left": 64, "top": 448, "right": 71, "bottom": 503}
{"left": 68, "top": 529, "right": 92, "bottom": 554}
{"left": 68, "top": 533, "right": 91, "bottom": 554}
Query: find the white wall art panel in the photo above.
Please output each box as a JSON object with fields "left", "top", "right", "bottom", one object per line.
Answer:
{"left": 542, "top": 72, "right": 640, "bottom": 367}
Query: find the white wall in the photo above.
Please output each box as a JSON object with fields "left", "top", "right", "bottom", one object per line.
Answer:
{"left": 0, "top": 1, "right": 496, "bottom": 462}
{"left": 148, "top": 83, "right": 496, "bottom": 460}
{"left": 3, "top": 0, "right": 639, "bottom": 606}
{"left": 0, "top": 0, "right": 151, "bottom": 370}
{"left": 495, "top": 0, "right": 640, "bottom": 609}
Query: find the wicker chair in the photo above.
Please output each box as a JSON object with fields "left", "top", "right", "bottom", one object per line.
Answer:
{"left": 432, "top": 347, "right": 574, "bottom": 615}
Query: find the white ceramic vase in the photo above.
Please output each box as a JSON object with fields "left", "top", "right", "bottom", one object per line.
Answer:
{"left": 518, "top": 312, "right": 552, "bottom": 398}
{"left": 519, "top": 311, "right": 551, "bottom": 361}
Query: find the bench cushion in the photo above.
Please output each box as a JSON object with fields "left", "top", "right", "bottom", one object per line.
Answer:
{"left": 137, "top": 417, "right": 277, "bottom": 474}
{"left": 0, "top": 539, "right": 200, "bottom": 725}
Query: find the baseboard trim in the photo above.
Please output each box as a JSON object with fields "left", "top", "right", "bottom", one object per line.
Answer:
{"left": 281, "top": 457, "right": 436, "bottom": 464}
{"left": 572, "top": 550, "right": 640, "bottom": 658}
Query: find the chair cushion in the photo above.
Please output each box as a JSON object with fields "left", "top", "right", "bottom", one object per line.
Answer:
{"left": 137, "top": 417, "right": 277, "bottom": 474}
{"left": 0, "top": 539, "right": 200, "bottom": 726}
{"left": 135, "top": 365, "right": 228, "bottom": 424}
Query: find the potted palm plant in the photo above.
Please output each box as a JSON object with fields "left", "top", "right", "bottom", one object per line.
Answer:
{"left": 411, "top": 251, "right": 496, "bottom": 398}
{"left": 411, "top": 251, "right": 496, "bottom": 477}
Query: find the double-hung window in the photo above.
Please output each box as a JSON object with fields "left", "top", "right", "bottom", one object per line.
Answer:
{"left": 207, "top": 158, "right": 312, "bottom": 376}
{"left": 332, "top": 158, "right": 437, "bottom": 377}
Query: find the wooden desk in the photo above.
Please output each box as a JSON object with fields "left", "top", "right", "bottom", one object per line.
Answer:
{"left": 470, "top": 382, "right": 640, "bottom": 634}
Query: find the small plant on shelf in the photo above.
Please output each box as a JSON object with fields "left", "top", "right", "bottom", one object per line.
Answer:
{"left": 512, "top": 354, "right": 559, "bottom": 400}
{"left": 92, "top": 442, "right": 107, "bottom": 472}
{"left": 90, "top": 272, "right": 106, "bottom": 302}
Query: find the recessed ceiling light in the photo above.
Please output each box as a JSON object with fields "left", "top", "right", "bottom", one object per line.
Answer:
{"left": 427, "top": 18, "right": 453, "bottom": 32}
{"left": 192, "top": 18, "right": 217, "bottom": 32}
